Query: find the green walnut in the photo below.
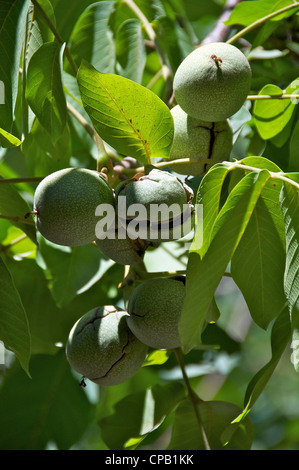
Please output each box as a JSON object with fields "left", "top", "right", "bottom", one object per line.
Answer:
{"left": 33, "top": 168, "right": 115, "bottom": 246}
{"left": 173, "top": 42, "right": 252, "bottom": 122}
{"left": 96, "top": 224, "right": 152, "bottom": 265}
{"left": 66, "top": 306, "right": 148, "bottom": 386}
{"left": 169, "top": 105, "right": 233, "bottom": 176}
{"left": 127, "top": 277, "right": 186, "bottom": 350}
{"left": 115, "top": 169, "right": 194, "bottom": 242}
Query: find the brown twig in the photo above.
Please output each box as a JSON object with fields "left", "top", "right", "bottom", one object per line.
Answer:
{"left": 200, "top": 0, "right": 244, "bottom": 45}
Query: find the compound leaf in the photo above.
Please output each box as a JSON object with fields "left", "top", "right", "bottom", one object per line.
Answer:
{"left": 180, "top": 170, "right": 271, "bottom": 352}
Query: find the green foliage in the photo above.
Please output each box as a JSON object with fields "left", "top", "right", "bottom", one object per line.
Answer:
{"left": 0, "top": 351, "right": 94, "bottom": 449}
{"left": 0, "top": 256, "right": 31, "bottom": 376}
{"left": 169, "top": 399, "right": 254, "bottom": 450}
{"left": 99, "top": 382, "right": 185, "bottom": 449}
{"left": 253, "top": 82, "right": 298, "bottom": 141}
{"left": 26, "top": 42, "right": 67, "bottom": 142}
{"left": 0, "top": 0, "right": 298, "bottom": 451}
{"left": 0, "top": 0, "right": 31, "bottom": 132}
{"left": 77, "top": 60, "right": 174, "bottom": 164}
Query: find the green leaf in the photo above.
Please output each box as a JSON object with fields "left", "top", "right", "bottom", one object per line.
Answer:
{"left": 0, "top": 226, "right": 36, "bottom": 259}
{"left": 68, "top": 1, "right": 116, "bottom": 75}
{"left": 142, "top": 349, "right": 171, "bottom": 367}
{"left": 24, "top": 0, "right": 56, "bottom": 71}
{"left": 280, "top": 181, "right": 299, "bottom": 371}
{"left": 224, "top": 0, "right": 297, "bottom": 27}
{"left": 26, "top": 41, "right": 67, "bottom": 142}
{"left": 0, "top": 0, "right": 31, "bottom": 132}
{"left": 280, "top": 182, "right": 299, "bottom": 324}
{"left": 50, "top": 0, "right": 95, "bottom": 43}
{"left": 253, "top": 84, "right": 296, "bottom": 140}
{"left": 6, "top": 257, "right": 66, "bottom": 354}
{"left": 193, "top": 164, "right": 231, "bottom": 257}
{"left": 233, "top": 306, "right": 291, "bottom": 421}
{"left": 0, "top": 351, "right": 94, "bottom": 449}
{"left": 21, "top": 118, "right": 71, "bottom": 176}
{"left": 115, "top": 19, "right": 146, "bottom": 83}
{"left": 153, "top": 16, "right": 184, "bottom": 73}
{"left": 99, "top": 382, "right": 185, "bottom": 449}
{"left": 32, "top": 0, "right": 56, "bottom": 43}
{"left": 0, "top": 179, "right": 36, "bottom": 242}
{"left": 231, "top": 159, "right": 287, "bottom": 329}
{"left": 0, "top": 256, "right": 31, "bottom": 376}
{"left": 168, "top": 399, "right": 253, "bottom": 450}
{"left": 5, "top": 256, "right": 122, "bottom": 354}
{"left": 180, "top": 170, "right": 271, "bottom": 352}
{"left": 37, "top": 234, "right": 114, "bottom": 307}
{"left": 0, "top": 128, "right": 21, "bottom": 148}
{"left": 77, "top": 60, "right": 174, "bottom": 164}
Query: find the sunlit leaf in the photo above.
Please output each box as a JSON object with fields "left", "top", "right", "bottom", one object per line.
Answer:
{"left": 77, "top": 60, "right": 173, "bottom": 164}
{"left": 280, "top": 180, "right": 299, "bottom": 371}
{"left": 0, "top": 128, "right": 21, "bottom": 148}
{"left": 231, "top": 158, "right": 287, "bottom": 329}
{"left": 0, "top": 0, "right": 30, "bottom": 132}
{"left": 224, "top": 0, "right": 297, "bottom": 27}
{"left": 0, "top": 179, "right": 36, "bottom": 242}
{"left": 253, "top": 83, "right": 296, "bottom": 140}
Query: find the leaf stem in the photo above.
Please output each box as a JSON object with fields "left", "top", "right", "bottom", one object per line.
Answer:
{"left": 247, "top": 94, "right": 299, "bottom": 100}
{"left": 226, "top": 3, "right": 299, "bottom": 45}
{"left": 31, "top": 0, "right": 78, "bottom": 76}
{"left": 129, "top": 158, "right": 299, "bottom": 191}
{"left": 174, "top": 348, "right": 211, "bottom": 450}
{"left": 224, "top": 161, "right": 299, "bottom": 190}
